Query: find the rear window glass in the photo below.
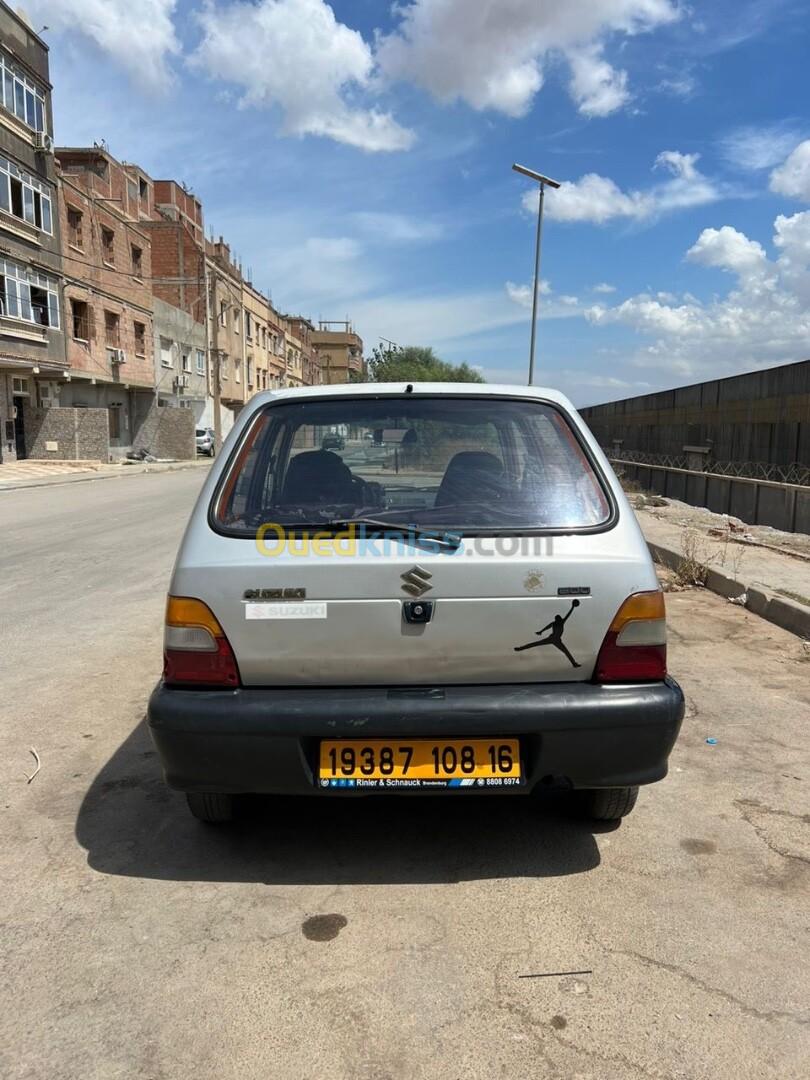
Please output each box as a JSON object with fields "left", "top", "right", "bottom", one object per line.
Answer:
{"left": 213, "top": 396, "right": 611, "bottom": 534}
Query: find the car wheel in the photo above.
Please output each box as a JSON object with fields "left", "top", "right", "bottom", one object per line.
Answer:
{"left": 208, "top": 446, "right": 215, "bottom": 457}
{"left": 579, "top": 786, "right": 639, "bottom": 821}
{"left": 186, "top": 792, "right": 234, "bottom": 823}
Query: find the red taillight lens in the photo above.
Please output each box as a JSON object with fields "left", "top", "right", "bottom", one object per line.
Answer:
{"left": 595, "top": 591, "right": 667, "bottom": 683}
{"left": 163, "top": 596, "right": 240, "bottom": 688}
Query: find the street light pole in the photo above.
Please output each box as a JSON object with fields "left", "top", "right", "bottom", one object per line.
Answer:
{"left": 512, "top": 163, "right": 561, "bottom": 385}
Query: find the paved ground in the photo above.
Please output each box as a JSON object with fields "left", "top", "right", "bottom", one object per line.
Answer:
{"left": 1, "top": 472, "right": 809, "bottom": 1080}
{"left": 0, "top": 457, "right": 210, "bottom": 490}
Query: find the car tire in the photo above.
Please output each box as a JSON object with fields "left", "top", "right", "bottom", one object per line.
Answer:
{"left": 579, "top": 786, "right": 639, "bottom": 821}
{"left": 186, "top": 792, "right": 234, "bottom": 823}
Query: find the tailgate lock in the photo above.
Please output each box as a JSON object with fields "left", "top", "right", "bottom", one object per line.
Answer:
{"left": 403, "top": 600, "right": 434, "bottom": 624}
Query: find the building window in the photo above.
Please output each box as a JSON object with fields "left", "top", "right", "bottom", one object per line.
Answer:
{"left": 235, "top": 359, "right": 241, "bottom": 384}
{"left": 234, "top": 308, "right": 241, "bottom": 334}
{"left": 101, "top": 226, "right": 115, "bottom": 265}
{"left": 196, "top": 349, "right": 205, "bottom": 375}
{"left": 245, "top": 311, "right": 252, "bottom": 340}
{"left": 67, "top": 206, "right": 83, "bottom": 248}
{"left": 109, "top": 405, "right": 121, "bottom": 440}
{"left": 160, "top": 337, "right": 173, "bottom": 368}
{"left": 0, "top": 156, "right": 53, "bottom": 233}
{"left": 104, "top": 310, "right": 120, "bottom": 346}
{"left": 0, "top": 257, "right": 59, "bottom": 327}
{"left": 247, "top": 358, "right": 253, "bottom": 387}
{"left": 139, "top": 177, "right": 148, "bottom": 201}
{"left": 12, "top": 375, "right": 29, "bottom": 395}
{"left": 0, "top": 50, "right": 46, "bottom": 133}
{"left": 71, "top": 299, "right": 90, "bottom": 341}
{"left": 220, "top": 355, "right": 229, "bottom": 378}
{"left": 219, "top": 300, "right": 227, "bottom": 327}
{"left": 182, "top": 350, "right": 191, "bottom": 373}
{"left": 134, "top": 320, "right": 146, "bottom": 355}
{"left": 131, "top": 245, "right": 143, "bottom": 278}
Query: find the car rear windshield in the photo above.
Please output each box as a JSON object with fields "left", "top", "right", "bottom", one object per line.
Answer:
{"left": 213, "top": 395, "right": 611, "bottom": 534}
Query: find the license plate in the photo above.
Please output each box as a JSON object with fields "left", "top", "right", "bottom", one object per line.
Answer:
{"left": 318, "top": 738, "right": 523, "bottom": 790}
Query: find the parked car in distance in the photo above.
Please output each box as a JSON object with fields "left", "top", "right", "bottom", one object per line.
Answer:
{"left": 321, "top": 432, "right": 345, "bottom": 451}
{"left": 196, "top": 428, "right": 214, "bottom": 457}
{"left": 149, "top": 382, "right": 684, "bottom": 825}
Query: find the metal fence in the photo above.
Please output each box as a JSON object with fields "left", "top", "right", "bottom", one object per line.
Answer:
{"left": 613, "top": 449, "right": 810, "bottom": 487}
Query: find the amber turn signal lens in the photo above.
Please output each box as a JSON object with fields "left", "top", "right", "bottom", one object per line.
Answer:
{"left": 607, "top": 590, "right": 665, "bottom": 632}
{"left": 165, "top": 596, "right": 224, "bottom": 636}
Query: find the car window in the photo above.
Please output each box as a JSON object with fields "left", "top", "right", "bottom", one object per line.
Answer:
{"left": 213, "top": 396, "right": 610, "bottom": 533}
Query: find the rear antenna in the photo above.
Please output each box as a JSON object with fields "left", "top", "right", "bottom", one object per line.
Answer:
{"left": 405, "top": 383, "right": 414, "bottom": 394}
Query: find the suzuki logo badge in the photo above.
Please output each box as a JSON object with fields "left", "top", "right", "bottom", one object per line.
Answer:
{"left": 401, "top": 566, "right": 433, "bottom": 597}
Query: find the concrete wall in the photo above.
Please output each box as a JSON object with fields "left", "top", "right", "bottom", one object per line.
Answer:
{"left": 153, "top": 297, "right": 207, "bottom": 412}
{"left": 21, "top": 404, "right": 109, "bottom": 461}
{"left": 616, "top": 459, "right": 810, "bottom": 535}
{"left": 132, "top": 401, "right": 195, "bottom": 460}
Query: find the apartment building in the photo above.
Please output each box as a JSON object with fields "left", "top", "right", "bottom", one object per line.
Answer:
{"left": 242, "top": 280, "right": 281, "bottom": 396}
{"left": 285, "top": 315, "right": 321, "bottom": 387}
{"left": 56, "top": 145, "right": 154, "bottom": 452}
{"left": 311, "top": 321, "right": 364, "bottom": 384}
{"left": 0, "top": 5, "right": 65, "bottom": 462}
{"left": 207, "top": 237, "right": 245, "bottom": 420}
{"left": 146, "top": 179, "right": 208, "bottom": 422}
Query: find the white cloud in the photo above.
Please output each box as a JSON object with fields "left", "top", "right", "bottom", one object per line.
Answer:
{"left": 505, "top": 280, "right": 551, "bottom": 307}
{"left": 191, "top": 0, "right": 415, "bottom": 152}
{"left": 583, "top": 210, "right": 810, "bottom": 377}
{"left": 686, "top": 225, "right": 768, "bottom": 275}
{"left": 351, "top": 212, "right": 443, "bottom": 243}
{"left": 24, "top": 0, "right": 179, "bottom": 90}
{"left": 769, "top": 140, "right": 810, "bottom": 202}
{"left": 376, "top": 0, "right": 678, "bottom": 119}
{"left": 305, "top": 236, "right": 362, "bottom": 261}
{"left": 721, "top": 124, "right": 807, "bottom": 171}
{"left": 656, "top": 72, "right": 697, "bottom": 98}
{"left": 593, "top": 282, "right": 617, "bottom": 293}
{"left": 567, "top": 44, "right": 629, "bottom": 117}
{"left": 531, "top": 150, "right": 722, "bottom": 224}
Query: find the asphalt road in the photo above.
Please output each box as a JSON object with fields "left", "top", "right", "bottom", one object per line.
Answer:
{"left": 1, "top": 471, "right": 809, "bottom": 1080}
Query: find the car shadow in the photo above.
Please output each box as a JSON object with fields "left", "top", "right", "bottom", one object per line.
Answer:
{"left": 75, "top": 719, "right": 604, "bottom": 884}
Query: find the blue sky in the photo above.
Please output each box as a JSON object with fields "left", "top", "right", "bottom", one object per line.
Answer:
{"left": 29, "top": 0, "right": 810, "bottom": 404}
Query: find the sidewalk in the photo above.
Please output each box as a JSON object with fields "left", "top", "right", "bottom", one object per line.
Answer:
{"left": 635, "top": 497, "right": 810, "bottom": 640}
{"left": 0, "top": 457, "right": 211, "bottom": 491}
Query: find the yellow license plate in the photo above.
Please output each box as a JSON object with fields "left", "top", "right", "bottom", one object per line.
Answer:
{"left": 318, "top": 738, "right": 522, "bottom": 790}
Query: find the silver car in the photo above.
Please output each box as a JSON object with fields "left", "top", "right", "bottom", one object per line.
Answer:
{"left": 149, "top": 383, "right": 684, "bottom": 823}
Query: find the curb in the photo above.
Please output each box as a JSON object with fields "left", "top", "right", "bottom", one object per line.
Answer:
{"left": 647, "top": 539, "right": 810, "bottom": 641}
{"left": 0, "top": 459, "right": 211, "bottom": 492}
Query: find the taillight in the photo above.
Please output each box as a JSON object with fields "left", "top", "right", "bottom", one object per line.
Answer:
{"left": 594, "top": 590, "right": 667, "bottom": 683}
{"left": 163, "top": 596, "right": 240, "bottom": 688}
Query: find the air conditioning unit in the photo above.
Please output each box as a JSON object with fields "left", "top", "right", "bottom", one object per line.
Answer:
{"left": 34, "top": 132, "right": 54, "bottom": 154}
{"left": 110, "top": 349, "right": 126, "bottom": 365}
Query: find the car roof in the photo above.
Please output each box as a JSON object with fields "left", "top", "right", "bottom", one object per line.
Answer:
{"left": 243, "top": 381, "right": 576, "bottom": 411}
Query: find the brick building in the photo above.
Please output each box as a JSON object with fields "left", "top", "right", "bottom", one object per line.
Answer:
{"left": 0, "top": 5, "right": 65, "bottom": 462}
{"left": 146, "top": 179, "right": 208, "bottom": 422}
{"left": 55, "top": 145, "right": 154, "bottom": 453}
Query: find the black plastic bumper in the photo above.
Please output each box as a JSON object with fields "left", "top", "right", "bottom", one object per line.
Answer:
{"left": 147, "top": 678, "right": 685, "bottom": 795}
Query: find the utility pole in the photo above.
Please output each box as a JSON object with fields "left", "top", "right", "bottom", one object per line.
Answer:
{"left": 512, "top": 163, "right": 561, "bottom": 385}
{"left": 209, "top": 263, "right": 222, "bottom": 453}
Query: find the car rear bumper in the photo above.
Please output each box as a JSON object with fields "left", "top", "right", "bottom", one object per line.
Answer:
{"left": 147, "top": 678, "right": 685, "bottom": 795}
